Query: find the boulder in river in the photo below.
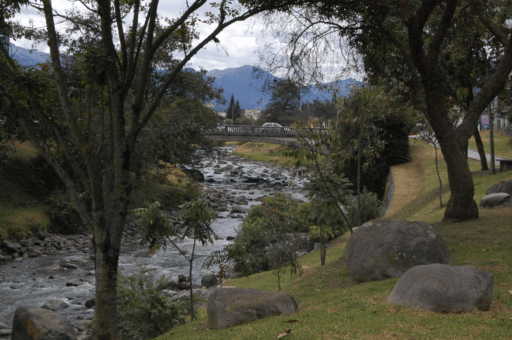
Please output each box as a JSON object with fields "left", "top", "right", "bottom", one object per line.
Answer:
{"left": 201, "top": 273, "right": 218, "bottom": 288}
{"left": 12, "top": 306, "right": 77, "bottom": 340}
{"left": 231, "top": 205, "right": 248, "bottom": 213}
{"left": 41, "top": 299, "right": 69, "bottom": 312}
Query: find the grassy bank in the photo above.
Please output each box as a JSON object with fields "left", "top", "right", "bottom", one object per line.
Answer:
{"left": 157, "top": 138, "right": 512, "bottom": 340}
{"left": 468, "top": 130, "right": 512, "bottom": 159}
{"left": 0, "top": 143, "right": 200, "bottom": 242}
{"left": 0, "top": 142, "right": 50, "bottom": 240}
{"left": 232, "top": 142, "right": 296, "bottom": 166}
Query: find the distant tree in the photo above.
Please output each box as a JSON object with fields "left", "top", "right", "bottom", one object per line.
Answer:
{"left": 226, "top": 94, "right": 235, "bottom": 122}
{"left": 233, "top": 99, "right": 242, "bottom": 121}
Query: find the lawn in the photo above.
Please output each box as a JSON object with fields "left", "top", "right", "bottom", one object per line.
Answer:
{"left": 158, "top": 139, "right": 512, "bottom": 340}
{"left": 232, "top": 142, "right": 296, "bottom": 166}
{"left": 468, "top": 130, "right": 512, "bottom": 159}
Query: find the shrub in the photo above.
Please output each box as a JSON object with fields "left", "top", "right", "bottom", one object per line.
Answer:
{"left": 227, "top": 193, "right": 308, "bottom": 276}
{"left": 344, "top": 188, "right": 382, "bottom": 227}
{"left": 46, "top": 190, "right": 84, "bottom": 234}
{"left": 117, "top": 268, "right": 188, "bottom": 340}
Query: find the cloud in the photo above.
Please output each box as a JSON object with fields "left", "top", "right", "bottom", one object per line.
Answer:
{"left": 12, "top": 0, "right": 265, "bottom": 72}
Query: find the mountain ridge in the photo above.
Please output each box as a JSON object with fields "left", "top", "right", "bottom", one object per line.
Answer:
{"left": 9, "top": 43, "right": 359, "bottom": 111}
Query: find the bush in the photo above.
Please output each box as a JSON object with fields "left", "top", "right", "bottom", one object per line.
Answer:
{"left": 226, "top": 193, "right": 308, "bottom": 275}
{"left": 117, "top": 268, "right": 188, "bottom": 340}
{"left": 46, "top": 190, "right": 84, "bottom": 234}
{"left": 344, "top": 188, "right": 382, "bottom": 227}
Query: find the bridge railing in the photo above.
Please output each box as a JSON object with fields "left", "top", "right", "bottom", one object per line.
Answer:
{"left": 202, "top": 125, "right": 327, "bottom": 137}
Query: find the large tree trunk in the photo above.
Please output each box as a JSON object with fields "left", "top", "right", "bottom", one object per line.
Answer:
{"left": 93, "top": 227, "right": 121, "bottom": 340}
{"left": 473, "top": 128, "right": 489, "bottom": 171}
{"left": 422, "top": 85, "right": 479, "bottom": 221}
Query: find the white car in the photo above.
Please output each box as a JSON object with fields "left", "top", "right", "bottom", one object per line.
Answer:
{"left": 262, "top": 122, "right": 283, "bottom": 128}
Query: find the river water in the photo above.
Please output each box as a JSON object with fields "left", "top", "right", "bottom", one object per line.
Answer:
{"left": 0, "top": 145, "right": 309, "bottom": 332}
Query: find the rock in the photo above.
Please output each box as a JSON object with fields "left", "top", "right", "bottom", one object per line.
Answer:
{"left": 181, "top": 169, "right": 204, "bottom": 182}
{"left": 0, "top": 322, "right": 9, "bottom": 330}
{"left": 76, "top": 320, "right": 90, "bottom": 332}
{"left": 162, "top": 290, "right": 179, "bottom": 297}
{"left": 178, "top": 274, "right": 189, "bottom": 283}
{"left": 60, "top": 262, "right": 79, "bottom": 270}
{"left": 387, "top": 264, "right": 493, "bottom": 313}
{"left": 479, "top": 193, "right": 511, "bottom": 208}
{"left": 207, "top": 287, "right": 298, "bottom": 330}
{"left": 178, "top": 282, "right": 190, "bottom": 290}
{"left": 486, "top": 179, "right": 512, "bottom": 196}
{"left": 226, "top": 236, "right": 236, "bottom": 241}
{"left": 1, "top": 241, "right": 20, "bottom": 254}
{"left": 344, "top": 218, "right": 451, "bottom": 283}
{"left": 38, "top": 232, "right": 47, "bottom": 241}
{"left": 231, "top": 205, "right": 249, "bottom": 213}
{"left": 12, "top": 306, "right": 77, "bottom": 340}
{"left": 84, "top": 298, "right": 95, "bottom": 308}
{"left": 66, "top": 280, "right": 83, "bottom": 287}
{"left": 163, "top": 280, "right": 179, "bottom": 291}
{"left": 0, "top": 329, "right": 12, "bottom": 336}
{"left": 201, "top": 273, "right": 218, "bottom": 288}
{"left": 41, "top": 299, "right": 69, "bottom": 311}
{"left": 19, "top": 240, "right": 33, "bottom": 247}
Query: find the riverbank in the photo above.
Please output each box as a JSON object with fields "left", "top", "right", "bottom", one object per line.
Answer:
{"left": 157, "top": 139, "right": 512, "bottom": 340}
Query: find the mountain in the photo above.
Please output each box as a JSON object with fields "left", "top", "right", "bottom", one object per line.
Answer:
{"left": 206, "top": 65, "right": 359, "bottom": 111}
{"left": 9, "top": 43, "right": 51, "bottom": 67}
{"left": 8, "top": 43, "right": 359, "bottom": 110}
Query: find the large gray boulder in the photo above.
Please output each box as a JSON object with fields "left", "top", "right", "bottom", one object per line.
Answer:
{"left": 207, "top": 287, "right": 298, "bottom": 330}
{"left": 387, "top": 264, "right": 493, "bottom": 313}
{"left": 486, "top": 180, "right": 512, "bottom": 196}
{"left": 12, "top": 306, "right": 77, "bottom": 340}
{"left": 479, "top": 193, "right": 511, "bottom": 208}
{"left": 344, "top": 218, "right": 451, "bottom": 283}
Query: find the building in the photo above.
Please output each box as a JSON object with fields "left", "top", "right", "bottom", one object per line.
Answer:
{"left": 244, "top": 109, "right": 262, "bottom": 120}
{"left": 479, "top": 96, "right": 510, "bottom": 131}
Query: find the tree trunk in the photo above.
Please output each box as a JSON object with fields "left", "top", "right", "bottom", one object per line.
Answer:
{"left": 490, "top": 105, "right": 496, "bottom": 174}
{"left": 473, "top": 128, "right": 489, "bottom": 171}
{"left": 93, "top": 217, "right": 123, "bottom": 340}
{"left": 434, "top": 146, "right": 443, "bottom": 207}
{"left": 189, "top": 239, "right": 196, "bottom": 321}
{"left": 422, "top": 86, "right": 478, "bottom": 220}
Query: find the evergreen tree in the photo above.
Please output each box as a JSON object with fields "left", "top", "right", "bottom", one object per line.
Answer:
{"left": 233, "top": 99, "right": 242, "bottom": 121}
{"left": 226, "top": 94, "right": 235, "bottom": 122}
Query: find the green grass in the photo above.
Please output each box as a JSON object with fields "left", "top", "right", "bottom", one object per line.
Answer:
{"left": 232, "top": 142, "right": 296, "bottom": 166}
{"left": 158, "top": 139, "right": 512, "bottom": 340}
{"left": 468, "top": 130, "right": 512, "bottom": 159}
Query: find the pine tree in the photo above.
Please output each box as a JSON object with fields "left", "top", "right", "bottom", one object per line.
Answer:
{"left": 233, "top": 99, "right": 242, "bottom": 121}
{"left": 226, "top": 94, "right": 235, "bottom": 122}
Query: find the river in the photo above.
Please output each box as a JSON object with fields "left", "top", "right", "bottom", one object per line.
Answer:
{"left": 0, "top": 145, "right": 309, "bottom": 335}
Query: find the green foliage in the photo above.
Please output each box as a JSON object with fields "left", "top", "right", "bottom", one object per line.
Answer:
{"left": 46, "top": 190, "right": 84, "bottom": 234}
{"left": 117, "top": 268, "right": 187, "bottom": 340}
{"left": 303, "top": 169, "right": 353, "bottom": 235}
{"left": 308, "top": 225, "right": 339, "bottom": 240}
{"left": 344, "top": 188, "right": 382, "bottom": 227}
{"left": 133, "top": 201, "right": 173, "bottom": 254}
{"left": 227, "top": 193, "right": 308, "bottom": 276}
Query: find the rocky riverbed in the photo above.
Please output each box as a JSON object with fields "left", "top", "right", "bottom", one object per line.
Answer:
{"left": 0, "top": 145, "right": 309, "bottom": 339}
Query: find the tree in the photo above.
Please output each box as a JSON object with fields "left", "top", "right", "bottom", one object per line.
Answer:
{"left": 226, "top": 94, "right": 235, "bottom": 122}
{"left": 1, "top": 0, "right": 304, "bottom": 337}
{"left": 244, "top": 0, "right": 512, "bottom": 220}
{"left": 263, "top": 78, "right": 302, "bottom": 125}
{"left": 233, "top": 99, "right": 242, "bottom": 121}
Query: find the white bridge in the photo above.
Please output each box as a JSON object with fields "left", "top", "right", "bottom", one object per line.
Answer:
{"left": 202, "top": 125, "right": 327, "bottom": 150}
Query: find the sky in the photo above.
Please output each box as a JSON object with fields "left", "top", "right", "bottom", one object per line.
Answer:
{"left": 12, "top": 0, "right": 277, "bottom": 73}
